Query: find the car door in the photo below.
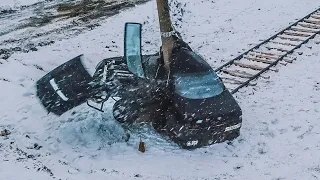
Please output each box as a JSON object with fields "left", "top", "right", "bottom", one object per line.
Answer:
{"left": 124, "top": 23, "right": 145, "bottom": 78}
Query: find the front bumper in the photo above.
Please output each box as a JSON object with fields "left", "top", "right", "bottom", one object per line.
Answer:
{"left": 158, "top": 114, "right": 242, "bottom": 149}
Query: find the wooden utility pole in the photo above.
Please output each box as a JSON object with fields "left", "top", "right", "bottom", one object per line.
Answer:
{"left": 156, "top": 0, "right": 176, "bottom": 73}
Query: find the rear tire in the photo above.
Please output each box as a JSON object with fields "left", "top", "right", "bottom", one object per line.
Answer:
{"left": 112, "top": 99, "right": 141, "bottom": 124}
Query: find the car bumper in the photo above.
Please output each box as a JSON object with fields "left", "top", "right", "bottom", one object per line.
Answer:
{"left": 158, "top": 115, "right": 242, "bottom": 149}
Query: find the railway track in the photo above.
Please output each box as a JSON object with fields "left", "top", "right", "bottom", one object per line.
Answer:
{"left": 215, "top": 8, "right": 320, "bottom": 94}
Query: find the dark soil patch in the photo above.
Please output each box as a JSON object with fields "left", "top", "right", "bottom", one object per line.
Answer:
{"left": 55, "top": 0, "right": 149, "bottom": 22}
{"left": 0, "top": 0, "right": 151, "bottom": 60}
{"left": 0, "top": 8, "right": 17, "bottom": 16}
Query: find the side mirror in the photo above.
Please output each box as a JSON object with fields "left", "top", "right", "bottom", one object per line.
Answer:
{"left": 124, "top": 23, "right": 145, "bottom": 78}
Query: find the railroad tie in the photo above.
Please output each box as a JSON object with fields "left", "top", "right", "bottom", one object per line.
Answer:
{"left": 215, "top": 8, "right": 320, "bottom": 94}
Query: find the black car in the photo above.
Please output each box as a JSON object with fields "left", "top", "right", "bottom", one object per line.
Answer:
{"left": 36, "top": 23, "right": 242, "bottom": 149}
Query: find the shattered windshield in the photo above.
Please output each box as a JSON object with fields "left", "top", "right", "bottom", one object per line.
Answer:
{"left": 174, "top": 71, "right": 224, "bottom": 99}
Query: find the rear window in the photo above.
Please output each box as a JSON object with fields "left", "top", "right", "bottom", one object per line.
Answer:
{"left": 174, "top": 71, "right": 224, "bottom": 99}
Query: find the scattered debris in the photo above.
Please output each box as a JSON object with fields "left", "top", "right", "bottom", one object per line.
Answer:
{"left": 0, "top": 78, "right": 10, "bottom": 82}
{"left": 139, "top": 141, "right": 146, "bottom": 153}
{"left": 27, "top": 154, "right": 35, "bottom": 159}
{"left": 233, "top": 165, "right": 243, "bottom": 170}
{"left": 37, "top": 165, "right": 54, "bottom": 176}
{"left": 258, "top": 148, "right": 267, "bottom": 154}
{"left": 58, "top": 160, "right": 69, "bottom": 165}
{"left": 34, "top": 64, "right": 44, "bottom": 71}
{"left": 0, "top": 129, "right": 10, "bottom": 136}
{"left": 33, "top": 143, "right": 42, "bottom": 150}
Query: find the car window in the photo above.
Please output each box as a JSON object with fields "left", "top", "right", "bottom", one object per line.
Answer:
{"left": 174, "top": 71, "right": 224, "bottom": 99}
{"left": 124, "top": 23, "right": 145, "bottom": 78}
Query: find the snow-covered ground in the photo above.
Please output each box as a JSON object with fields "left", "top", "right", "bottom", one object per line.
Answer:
{"left": 0, "top": 0, "right": 42, "bottom": 8}
{"left": 0, "top": 0, "right": 149, "bottom": 60}
{"left": 0, "top": 0, "right": 320, "bottom": 179}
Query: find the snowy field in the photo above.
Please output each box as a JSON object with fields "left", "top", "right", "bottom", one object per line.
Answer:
{"left": 0, "top": 0, "right": 41, "bottom": 7}
{"left": 0, "top": 0, "right": 320, "bottom": 179}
